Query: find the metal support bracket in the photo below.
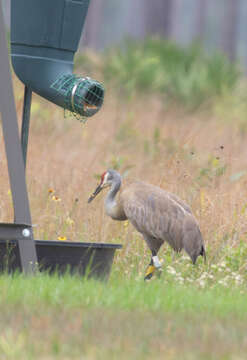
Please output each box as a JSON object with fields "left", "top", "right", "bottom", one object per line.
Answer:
{"left": 0, "top": 223, "right": 33, "bottom": 241}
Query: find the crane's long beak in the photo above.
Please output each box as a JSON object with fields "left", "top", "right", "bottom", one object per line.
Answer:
{"left": 88, "top": 183, "right": 103, "bottom": 203}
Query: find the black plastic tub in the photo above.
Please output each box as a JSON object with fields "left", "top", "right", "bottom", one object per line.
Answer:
{"left": 0, "top": 239, "right": 122, "bottom": 280}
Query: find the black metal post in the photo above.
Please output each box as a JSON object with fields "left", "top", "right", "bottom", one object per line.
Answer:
{"left": 21, "top": 86, "right": 32, "bottom": 168}
{"left": 0, "top": 4, "right": 38, "bottom": 273}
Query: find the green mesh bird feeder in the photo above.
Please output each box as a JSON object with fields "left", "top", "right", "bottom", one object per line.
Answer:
{"left": 51, "top": 74, "right": 104, "bottom": 121}
{"left": 11, "top": 0, "right": 105, "bottom": 164}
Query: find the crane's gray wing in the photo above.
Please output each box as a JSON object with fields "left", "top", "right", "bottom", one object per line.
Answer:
{"left": 165, "top": 192, "right": 192, "bottom": 214}
{"left": 121, "top": 183, "right": 188, "bottom": 250}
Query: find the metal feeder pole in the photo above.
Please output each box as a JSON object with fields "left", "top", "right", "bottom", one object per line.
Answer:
{"left": 21, "top": 86, "right": 32, "bottom": 168}
{"left": 0, "top": 4, "right": 37, "bottom": 273}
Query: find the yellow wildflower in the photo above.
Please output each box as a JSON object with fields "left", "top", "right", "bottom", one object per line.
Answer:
{"left": 66, "top": 217, "right": 74, "bottom": 226}
{"left": 52, "top": 195, "right": 61, "bottom": 202}
{"left": 58, "top": 236, "right": 67, "bottom": 241}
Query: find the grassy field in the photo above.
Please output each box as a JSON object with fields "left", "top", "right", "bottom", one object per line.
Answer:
{"left": 0, "top": 273, "right": 247, "bottom": 359}
{"left": 0, "top": 40, "right": 247, "bottom": 358}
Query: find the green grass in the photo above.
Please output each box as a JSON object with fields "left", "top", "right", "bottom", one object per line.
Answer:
{"left": 0, "top": 271, "right": 246, "bottom": 359}
{"left": 1, "top": 272, "right": 247, "bottom": 316}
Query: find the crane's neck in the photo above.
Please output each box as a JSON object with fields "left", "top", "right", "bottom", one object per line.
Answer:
{"left": 105, "top": 176, "right": 122, "bottom": 219}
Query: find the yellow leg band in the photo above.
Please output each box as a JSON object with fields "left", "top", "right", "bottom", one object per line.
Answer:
{"left": 145, "top": 265, "right": 156, "bottom": 278}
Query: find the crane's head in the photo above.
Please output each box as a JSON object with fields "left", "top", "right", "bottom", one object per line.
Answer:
{"left": 88, "top": 169, "right": 120, "bottom": 203}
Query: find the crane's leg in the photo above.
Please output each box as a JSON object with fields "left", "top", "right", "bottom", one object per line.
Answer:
{"left": 143, "top": 235, "right": 163, "bottom": 281}
{"left": 144, "top": 250, "right": 162, "bottom": 281}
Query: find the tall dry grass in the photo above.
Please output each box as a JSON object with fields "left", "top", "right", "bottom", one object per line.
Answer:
{"left": 1, "top": 72, "right": 247, "bottom": 268}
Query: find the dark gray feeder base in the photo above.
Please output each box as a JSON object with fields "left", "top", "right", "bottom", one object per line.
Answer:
{"left": 0, "top": 239, "right": 122, "bottom": 281}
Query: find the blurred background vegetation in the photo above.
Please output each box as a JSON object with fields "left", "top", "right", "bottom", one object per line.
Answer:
{"left": 75, "top": 38, "right": 240, "bottom": 110}
{"left": 3, "top": 0, "right": 246, "bottom": 112}
{"left": 3, "top": 0, "right": 246, "bottom": 66}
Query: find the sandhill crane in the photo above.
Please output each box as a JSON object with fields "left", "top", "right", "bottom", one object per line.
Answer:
{"left": 88, "top": 169, "right": 206, "bottom": 280}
